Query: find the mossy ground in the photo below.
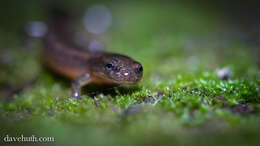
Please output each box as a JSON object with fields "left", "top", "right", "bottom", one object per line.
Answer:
{"left": 0, "top": 1, "right": 259, "bottom": 146}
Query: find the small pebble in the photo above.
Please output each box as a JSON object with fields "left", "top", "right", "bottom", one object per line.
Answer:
{"left": 216, "top": 67, "right": 233, "bottom": 80}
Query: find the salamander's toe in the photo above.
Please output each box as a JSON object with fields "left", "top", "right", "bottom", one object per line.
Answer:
{"left": 72, "top": 91, "right": 82, "bottom": 100}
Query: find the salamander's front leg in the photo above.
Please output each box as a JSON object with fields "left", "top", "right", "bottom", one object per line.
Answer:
{"left": 72, "top": 73, "right": 91, "bottom": 99}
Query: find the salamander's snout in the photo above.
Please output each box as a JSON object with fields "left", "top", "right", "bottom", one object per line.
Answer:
{"left": 132, "top": 61, "right": 143, "bottom": 82}
{"left": 134, "top": 62, "right": 143, "bottom": 74}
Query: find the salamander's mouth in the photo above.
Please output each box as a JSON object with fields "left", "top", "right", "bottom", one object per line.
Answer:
{"left": 120, "top": 80, "right": 140, "bottom": 85}
{"left": 109, "top": 78, "right": 141, "bottom": 85}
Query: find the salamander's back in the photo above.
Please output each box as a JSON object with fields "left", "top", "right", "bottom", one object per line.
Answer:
{"left": 43, "top": 8, "right": 90, "bottom": 79}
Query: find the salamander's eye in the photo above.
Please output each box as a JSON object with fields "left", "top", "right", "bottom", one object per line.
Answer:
{"left": 105, "top": 63, "right": 114, "bottom": 71}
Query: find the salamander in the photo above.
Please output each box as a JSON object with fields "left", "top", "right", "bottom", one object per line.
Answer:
{"left": 43, "top": 9, "right": 143, "bottom": 99}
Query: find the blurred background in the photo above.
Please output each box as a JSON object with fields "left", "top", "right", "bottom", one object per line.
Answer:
{"left": 0, "top": 0, "right": 259, "bottom": 146}
{"left": 0, "top": 0, "right": 259, "bottom": 96}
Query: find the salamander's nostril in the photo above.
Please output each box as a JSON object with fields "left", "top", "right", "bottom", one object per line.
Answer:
{"left": 138, "top": 65, "right": 143, "bottom": 73}
{"left": 134, "top": 62, "right": 143, "bottom": 74}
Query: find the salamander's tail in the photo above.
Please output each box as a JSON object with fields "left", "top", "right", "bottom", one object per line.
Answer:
{"left": 47, "top": 5, "right": 74, "bottom": 34}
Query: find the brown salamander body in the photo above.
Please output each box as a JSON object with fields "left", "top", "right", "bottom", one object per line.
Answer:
{"left": 43, "top": 10, "right": 143, "bottom": 98}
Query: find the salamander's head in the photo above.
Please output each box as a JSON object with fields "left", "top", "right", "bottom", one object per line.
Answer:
{"left": 91, "top": 53, "right": 143, "bottom": 84}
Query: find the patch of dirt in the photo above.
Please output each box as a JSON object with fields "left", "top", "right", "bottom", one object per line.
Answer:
{"left": 214, "top": 96, "right": 259, "bottom": 115}
{"left": 122, "top": 104, "right": 143, "bottom": 117}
